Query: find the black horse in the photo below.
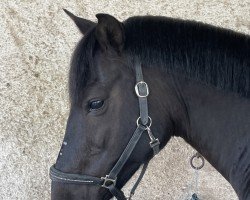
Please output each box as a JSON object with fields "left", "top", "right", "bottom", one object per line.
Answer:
{"left": 50, "top": 10, "right": 250, "bottom": 200}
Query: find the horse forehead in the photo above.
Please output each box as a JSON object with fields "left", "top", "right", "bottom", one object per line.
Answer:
{"left": 93, "top": 54, "right": 125, "bottom": 81}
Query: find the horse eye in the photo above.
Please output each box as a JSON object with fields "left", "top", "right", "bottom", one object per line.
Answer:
{"left": 88, "top": 100, "right": 104, "bottom": 111}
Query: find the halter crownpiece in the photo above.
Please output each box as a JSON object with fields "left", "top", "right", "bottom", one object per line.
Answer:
{"left": 50, "top": 58, "right": 160, "bottom": 200}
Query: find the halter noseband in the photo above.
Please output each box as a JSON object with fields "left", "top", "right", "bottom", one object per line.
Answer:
{"left": 50, "top": 59, "right": 160, "bottom": 200}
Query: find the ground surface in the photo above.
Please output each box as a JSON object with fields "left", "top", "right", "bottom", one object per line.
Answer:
{"left": 0, "top": 0, "right": 249, "bottom": 199}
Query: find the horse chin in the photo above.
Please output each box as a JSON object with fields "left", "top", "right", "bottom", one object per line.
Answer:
{"left": 51, "top": 182, "right": 113, "bottom": 200}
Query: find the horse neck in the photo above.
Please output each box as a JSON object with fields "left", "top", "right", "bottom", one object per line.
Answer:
{"left": 177, "top": 76, "right": 250, "bottom": 199}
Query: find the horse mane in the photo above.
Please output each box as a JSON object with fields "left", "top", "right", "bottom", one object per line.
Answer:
{"left": 124, "top": 16, "right": 250, "bottom": 98}
{"left": 69, "top": 16, "right": 250, "bottom": 103}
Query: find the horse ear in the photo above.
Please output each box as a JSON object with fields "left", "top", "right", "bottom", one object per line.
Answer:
{"left": 95, "top": 13, "right": 125, "bottom": 53}
{"left": 63, "top": 9, "right": 96, "bottom": 34}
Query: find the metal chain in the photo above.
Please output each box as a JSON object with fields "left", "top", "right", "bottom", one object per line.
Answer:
{"left": 195, "top": 168, "right": 199, "bottom": 195}
{"left": 178, "top": 152, "right": 204, "bottom": 200}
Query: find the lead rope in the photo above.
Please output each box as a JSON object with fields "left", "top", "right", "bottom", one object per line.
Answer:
{"left": 126, "top": 127, "right": 159, "bottom": 200}
{"left": 127, "top": 162, "right": 149, "bottom": 200}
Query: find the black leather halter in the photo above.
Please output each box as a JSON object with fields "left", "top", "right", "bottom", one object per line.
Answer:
{"left": 50, "top": 59, "right": 160, "bottom": 200}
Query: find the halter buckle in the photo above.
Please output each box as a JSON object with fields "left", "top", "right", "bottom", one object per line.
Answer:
{"left": 135, "top": 81, "right": 149, "bottom": 97}
{"left": 101, "top": 175, "right": 116, "bottom": 188}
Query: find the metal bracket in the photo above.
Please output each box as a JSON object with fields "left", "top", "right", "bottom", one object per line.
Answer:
{"left": 150, "top": 138, "right": 160, "bottom": 149}
{"left": 101, "top": 175, "right": 116, "bottom": 188}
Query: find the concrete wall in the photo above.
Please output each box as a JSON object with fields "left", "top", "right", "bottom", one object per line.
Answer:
{"left": 0, "top": 1, "right": 249, "bottom": 199}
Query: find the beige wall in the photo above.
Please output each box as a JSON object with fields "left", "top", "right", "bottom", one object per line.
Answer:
{"left": 0, "top": 1, "right": 249, "bottom": 199}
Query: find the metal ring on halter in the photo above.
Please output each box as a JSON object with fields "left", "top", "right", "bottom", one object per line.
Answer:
{"left": 136, "top": 116, "right": 152, "bottom": 127}
{"left": 190, "top": 153, "right": 205, "bottom": 170}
